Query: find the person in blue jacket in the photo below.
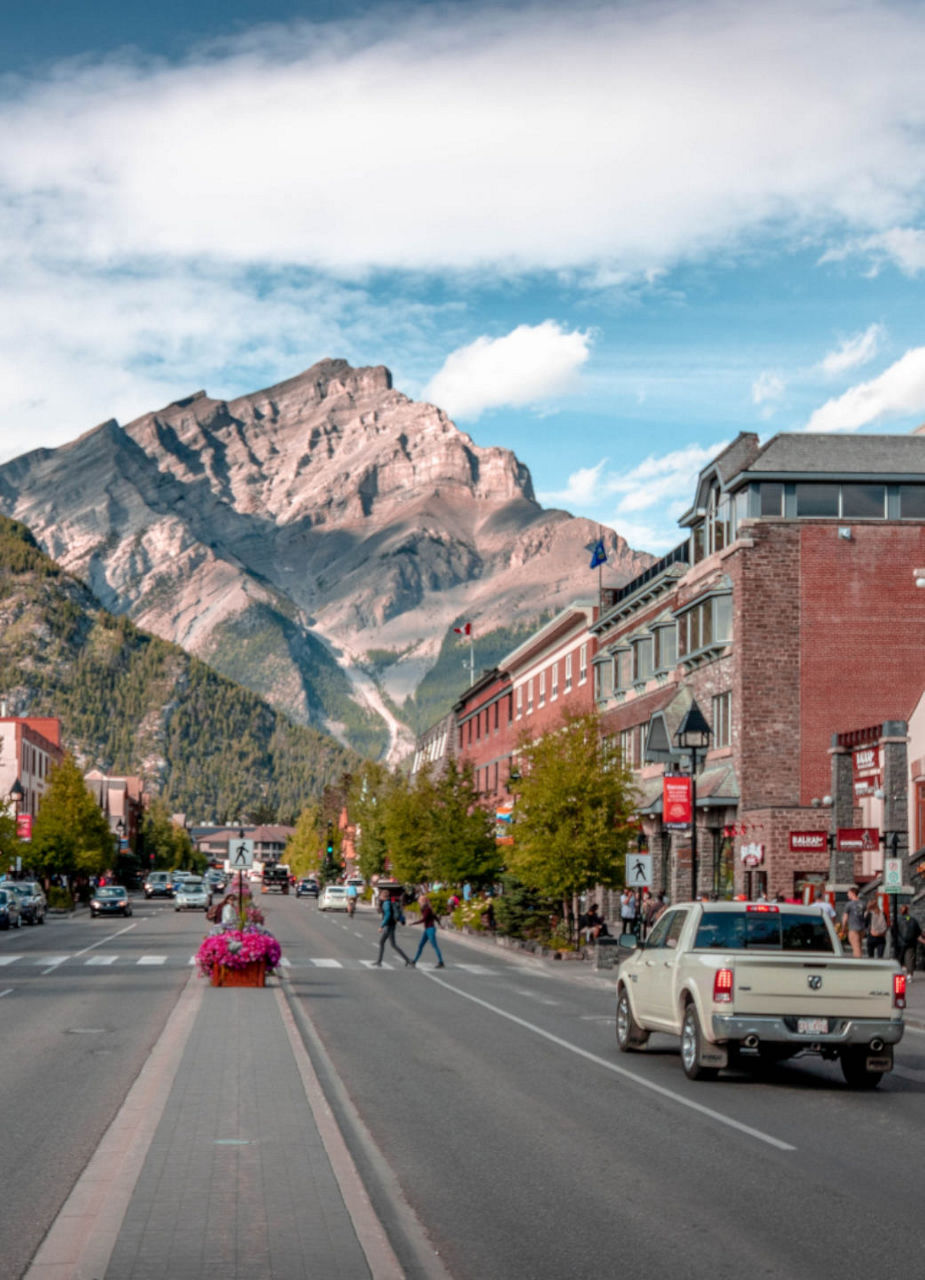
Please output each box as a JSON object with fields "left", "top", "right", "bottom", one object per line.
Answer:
{"left": 374, "top": 890, "right": 413, "bottom": 967}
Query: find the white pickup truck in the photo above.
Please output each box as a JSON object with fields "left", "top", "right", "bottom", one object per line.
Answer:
{"left": 616, "top": 901, "right": 906, "bottom": 1087}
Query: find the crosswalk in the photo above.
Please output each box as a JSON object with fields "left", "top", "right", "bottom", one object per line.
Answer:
{"left": 0, "top": 954, "right": 503, "bottom": 973}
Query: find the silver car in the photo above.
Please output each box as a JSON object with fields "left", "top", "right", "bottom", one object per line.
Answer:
{"left": 174, "top": 877, "right": 210, "bottom": 912}
{"left": 7, "top": 881, "right": 46, "bottom": 925}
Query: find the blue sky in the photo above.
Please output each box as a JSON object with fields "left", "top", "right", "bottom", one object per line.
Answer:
{"left": 2, "top": 0, "right": 925, "bottom": 551}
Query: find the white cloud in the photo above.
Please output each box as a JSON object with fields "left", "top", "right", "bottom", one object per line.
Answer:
{"left": 805, "top": 347, "right": 925, "bottom": 432}
{"left": 539, "top": 442, "right": 725, "bottom": 551}
{"left": 423, "top": 322, "right": 592, "bottom": 420}
{"left": 820, "top": 323, "right": 885, "bottom": 375}
{"left": 820, "top": 228, "right": 925, "bottom": 276}
{"left": 752, "top": 371, "right": 786, "bottom": 408}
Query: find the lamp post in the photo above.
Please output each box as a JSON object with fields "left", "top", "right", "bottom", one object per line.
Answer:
{"left": 8, "top": 780, "right": 24, "bottom": 878}
{"left": 675, "top": 698, "right": 713, "bottom": 901}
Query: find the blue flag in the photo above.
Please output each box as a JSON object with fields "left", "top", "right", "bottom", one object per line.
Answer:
{"left": 589, "top": 538, "right": 607, "bottom": 569}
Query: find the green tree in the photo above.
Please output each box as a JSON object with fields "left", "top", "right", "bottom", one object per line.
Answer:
{"left": 348, "top": 762, "right": 389, "bottom": 882}
{"left": 381, "top": 768, "right": 436, "bottom": 884}
{"left": 429, "top": 760, "right": 500, "bottom": 886}
{"left": 285, "top": 804, "right": 323, "bottom": 878}
{"left": 506, "top": 710, "right": 638, "bottom": 926}
{"left": 31, "top": 754, "right": 114, "bottom": 878}
{"left": 0, "top": 803, "right": 23, "bottom": 876}
{"left": 140, "top": 798, "right": 193, "bottom": 871}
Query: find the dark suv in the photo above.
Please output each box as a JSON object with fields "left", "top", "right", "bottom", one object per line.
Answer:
{"left": 144, "top": 871, "right": 174, "bottom": 899}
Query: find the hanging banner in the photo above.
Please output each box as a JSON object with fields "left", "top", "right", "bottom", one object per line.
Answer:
{"left": 852, "top": 745, "right": 881, "bottom": 798}
{"left": 16, "top": 813, "right": 32, "bottom": 841}
{"left": 663, "top": 775, "right": 692, "bottom": 827}
{"left": 836, "top": 827, "right": 879, "bottom": 852}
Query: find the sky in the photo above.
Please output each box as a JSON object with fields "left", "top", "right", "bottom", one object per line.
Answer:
{"left": 3, "top": 0, "right": 925, "bottom": 553}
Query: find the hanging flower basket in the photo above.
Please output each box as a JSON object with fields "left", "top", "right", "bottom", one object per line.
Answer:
{"left": 196, "top": 928, "right": 282, "bottom": 986}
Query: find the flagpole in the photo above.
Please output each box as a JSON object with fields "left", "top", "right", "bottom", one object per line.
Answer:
{"left": 598, "top": 525, "right": 603, "bottom": 610}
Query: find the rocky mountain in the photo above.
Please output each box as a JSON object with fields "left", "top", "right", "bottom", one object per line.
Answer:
{"left": 0, "top": 516, "right": 357, "bottom": 821}
{"left": 0, "top": 360, "right": 651, "bottom": 760}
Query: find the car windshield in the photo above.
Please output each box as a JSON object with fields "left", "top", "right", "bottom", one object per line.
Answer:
{"left": 327, "top": 886, "right": 345, "bottom": 894}
{"left": 97, "top": 888, "right": 124, "bottom": 898}
{"left": 693, "top": 910, "right": 835, "bottom": 952}
{"left": 181, "top": 881, "right": 204, "bottom": 890}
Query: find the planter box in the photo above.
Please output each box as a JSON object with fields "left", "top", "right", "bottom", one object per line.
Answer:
{"left": 211, "top": 961, "right": 266, "bottom": 988}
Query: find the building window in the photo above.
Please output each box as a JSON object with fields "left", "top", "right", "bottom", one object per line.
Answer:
{"left": 565, "top": 652, "right": 573, "bottom": 691}
{"left": 527, "top": 678, "right": 534, "bottom": 715}
{"left": 494, "top": 700, "right": 499, "bottom": 731}
{"left": 795, "top": 483, "right": 839, "bottom": 517}
{"left": 712, "top": 691, "right": 732, "bottom": 747}
{"left": 759, "top": 482, "right": 784, "bottom": 517}
{"left": 677, "top": 592, "right": 733, "bottom": 660}
{"left": 551, "top": 663, "right": 559, "bottom": 700}
{"left": 841, "top": 484, "right": 885, "bottom": 518}
{"left": 595, "top": 659, "right": 614, "bottom": 701}
{"left": 539, "top": 670, "right": 546, "bottom": 707}
{"left": 516, "top": 686, "right": 523, "bottom": 719}
{"left": 619, "top": 724, "right": 645, "bottom": 768}
{"left": 900, "top": 485, "right": 925, "bottom": 518}
{"left": 615, "top": 648, "right": 632, "bottom": 690}
{"left": 653, "top": 624, "right": 677, "bottom": 671}
{"left": 632, "top": 636, "right": 653, "bottom": 683}
{"left": 508, "top": 692, "right": 514, "bottom": 723}
{"left": 579, "top": 643, "right": 588, "bottom": 684}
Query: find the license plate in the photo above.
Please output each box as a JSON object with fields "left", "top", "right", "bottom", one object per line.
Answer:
{"left": 797, "top": 1017, "right": 829, "bottom": 1035}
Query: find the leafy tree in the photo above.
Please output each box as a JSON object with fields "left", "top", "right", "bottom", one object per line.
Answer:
{"left": 0, "top": 803, "right": 23, "bottom": 876}
{"left": 140, "top": 798, "right": 200, "bottom": 871}
{"left": 429, "top": 760, "right": 500, "bottom": 886}
{"left": 31, "top": 754, "right": 114, "bottom": 878}
{"left": 285, "top": 804, "right": 323, "bottom": 878}
{"left": 348, "top": 762, "right": 390, "bottom": 882}
{"left": 381, "top": 768, "right": 436, "bottom": 884}
{"left": 506, "top": 710, "right": 638, "bottom": 927}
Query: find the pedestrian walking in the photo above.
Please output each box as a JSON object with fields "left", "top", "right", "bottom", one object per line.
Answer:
{"left": 896, "top": 904, "right": 922, "bottom": 979}
{"left": 410, "top": 895, "right": 445, "bottom": 968}
{"left": 374, "top": 891, "right": 413, "bottom": 967}
{"left": 841, "top": 886, "right": 866, "bottom": 958}
{"left": 865, "top": 897, "right": 889, "bottom": 958}
{"left": 620, "top": 888, "right": 637, "bottom": 937}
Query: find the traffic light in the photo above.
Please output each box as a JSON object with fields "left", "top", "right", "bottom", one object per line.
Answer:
{"left": 326, "top": 823, "right": 334, "bottom": 857}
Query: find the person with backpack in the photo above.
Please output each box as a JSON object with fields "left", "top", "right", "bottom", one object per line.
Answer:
{"left": 896, "top": 904, "right": 922, "bottom": 979}
{"left": 373, "top": 890, "right": 414, "bottom": 967}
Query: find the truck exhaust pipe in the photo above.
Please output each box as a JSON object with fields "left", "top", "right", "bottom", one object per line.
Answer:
{"left": 870, "top": 1038, "right": 884, "bottom": 1052}
{"left": 744, "top": 1034, "right": 759, "bottom": 1049}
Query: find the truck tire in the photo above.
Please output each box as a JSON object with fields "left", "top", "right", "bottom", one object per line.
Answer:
{"left": 840, "top": 1048, "right": 884, "bottom": 1089}
{"left": 616, "top": 985, "right": 649, "bottom": 1051}
{"left": 680, "top": 1001, "right": 719, "bottom": 1081}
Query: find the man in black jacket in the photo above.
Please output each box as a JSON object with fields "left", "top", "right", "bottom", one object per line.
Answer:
{"left": 896, "top": 904, "right": 922, "bottom": 979}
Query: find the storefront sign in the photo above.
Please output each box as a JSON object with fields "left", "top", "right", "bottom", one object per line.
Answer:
{"left": 789, "top": 831, "right": 828, "bottom": 853}
{"left": 836, "top": 827, "right": 879, "bottom": 852}
{"left": 16, "top": 813, "right": 32, "bottom": 841}
{"left": 663, "top": 775, "right": 692, "bottom": 827}
{"left": 852, "top": 745, "right": 881, "bottom": 797}
{"left": 739, "top": 842, "right": 764, "bottom": 867}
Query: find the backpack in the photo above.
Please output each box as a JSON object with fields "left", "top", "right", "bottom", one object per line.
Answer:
{"left": 383, "top": 897, "right": 403, "bottom": 926}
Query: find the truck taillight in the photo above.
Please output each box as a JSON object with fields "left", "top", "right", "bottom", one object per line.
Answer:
{"left": 893, "top": 972, "right": 907, "bottom": 1009}
{"left": 713, "top": 968, "right": 734, "bottom": 1003}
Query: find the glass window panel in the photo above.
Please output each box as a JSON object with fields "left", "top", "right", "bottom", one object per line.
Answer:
{"left": 795, "top": 483, "right": 838, "bottom": 516}
{"left": 759, "top": 483, "right": 784, "bottom": 516}
{"left": 692, "top": 524, "right": 705, "bottom": 563}
{"left": 900, "top": 485, "right": 925, "bottom": 517}
{"left": 841, "top": 484, "right": 885, "bottom": 518}
{"left": 713, "top": 593, "right": 732, "bottom": 641}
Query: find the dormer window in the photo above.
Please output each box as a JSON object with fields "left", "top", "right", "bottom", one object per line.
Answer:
{"left": 690, "top": 479, "right": 732, "bottom": 562}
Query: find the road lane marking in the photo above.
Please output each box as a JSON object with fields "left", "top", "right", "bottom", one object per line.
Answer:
{"left": 0, "top": 956, "right": 22, "bottom": 965}
{"left": 72, "top": 922, "right": 137, "bottom": 958}
{"left": 39, "top": 955, "right": 70, "bottom": 973}
{"left": 512, "top": 986, "right": 560, "bottom": 1006}
{"left": 137, "top": 956, "right": 167, "bottom": 965}
{"left": 455, "top": 964, "right": 495, "bottom": 975}
{"left": 0, "top": 988, "right": 12, "bottom": 998}
{"left": 86, "top": 955, "right": 118, "bottom": 965}
{"left": 360, "top": 960, "right": 394, "bottom": 969}
{"left": 425, "top": 975, "right": 797, "bottom": 1152}
{"left": 311, "top": 958, "right": 343, "bottom": 968}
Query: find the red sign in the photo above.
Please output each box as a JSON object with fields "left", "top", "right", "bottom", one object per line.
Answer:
{"left": 836, "top": 827, "right": 879, "bottom": 852}
{"left": 663, "top": 775, "right": 692, "bottom": 826}
{"left": 852, "top": 745, "right": 881, "bottom": 797}
{"left": 16, "top": 813, "right": 32, "bottom": 841}
{"left": 789, "top": 831, "right": 828, "bottom": 853}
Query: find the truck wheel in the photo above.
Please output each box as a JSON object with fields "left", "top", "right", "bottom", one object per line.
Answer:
{"left": 840, "top": 1048, "right": 883, "bottom": 1089}
{"left": 616, "top": 986, "right": 649, "bottom": 1051}
{"left": 680, "top": 1002, "right": 718, "bottom": 1081}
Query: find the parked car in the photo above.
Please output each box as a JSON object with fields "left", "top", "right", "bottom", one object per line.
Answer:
{"left": 318, "top": 884, "right": 348, "bottom": 912}
{"left": 7, "top": 881, "right": 46, "bottom": 925}
{"left": 90, "top": 885, "right": 133, "bottom": 917}
{"left": 174, "top": 878, "right": 210, "bottom": 912}
{"left": 0, "top": 888, "right": 21, "bottom": 930}
{"left": 144, "top": 872, "right": 174, "bottom": 899}
{"left": 296, "top": 878, "right": 319, "bottom": 899}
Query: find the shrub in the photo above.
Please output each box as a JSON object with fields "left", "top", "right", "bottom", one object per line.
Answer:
{"left": 47, "top": 887, "right": 74, "bottom": 910}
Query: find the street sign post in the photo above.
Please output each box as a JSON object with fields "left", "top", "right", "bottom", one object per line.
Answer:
{"left": 883, "top": 857, "right": 903, "bottom": 893}
{"left": 229, "top": 838, "right": 254, "bottom": 870}
{"left": 626, "top": 852, "right": 652, "bottom": 887}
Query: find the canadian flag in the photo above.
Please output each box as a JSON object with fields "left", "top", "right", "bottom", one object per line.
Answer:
{"left": 454, "top": 622, "right": 472, "bottom": 636}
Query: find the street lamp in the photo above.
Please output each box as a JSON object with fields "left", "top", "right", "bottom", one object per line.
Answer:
{"left": 8, "top": 779, "right": 24, "bottom": 814}
{"left": 675, "top": 698, "right": 712, "bottom": 901}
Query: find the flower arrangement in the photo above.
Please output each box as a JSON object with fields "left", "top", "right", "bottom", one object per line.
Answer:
{"left": 195, "top": 928, "right": 282, "bottom": 976}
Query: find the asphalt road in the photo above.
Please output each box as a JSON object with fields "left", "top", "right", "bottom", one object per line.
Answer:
{"left": 277, "top": 896, "right": 925, "bottom": 1280}
{"left": 0, "top": 896, "right": 203, "bottom": 1279}
{"left": 6, "top": 892, "right": 925, "bottom": 1280}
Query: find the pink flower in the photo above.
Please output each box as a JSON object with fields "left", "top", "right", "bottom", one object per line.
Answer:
{"left": 195, "top": 928, "right": 282, "bottom": 975}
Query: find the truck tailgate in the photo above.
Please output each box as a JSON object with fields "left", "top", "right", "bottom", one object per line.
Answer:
{"left": 728, "top": 955, "right": 897, "bottom": 1018}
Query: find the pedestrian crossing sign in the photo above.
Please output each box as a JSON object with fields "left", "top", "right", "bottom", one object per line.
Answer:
{"left": 230, "top": 839, "right": 254, "bottom": 869}
{"left": 628, "top": 853, "right": 652, "bottom": 886}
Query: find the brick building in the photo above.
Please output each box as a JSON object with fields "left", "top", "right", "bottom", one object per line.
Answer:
{"left": 593, "top": 430, "right": 925, "bottom": 900}
{"left": 0, "top": 715, "right": 65, "bottom": 836}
